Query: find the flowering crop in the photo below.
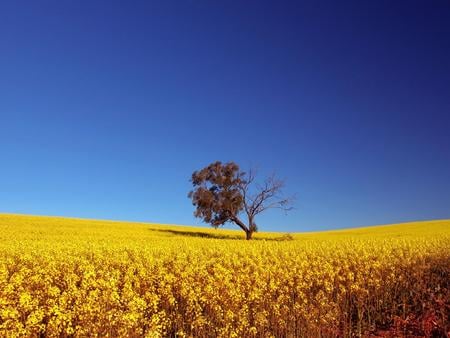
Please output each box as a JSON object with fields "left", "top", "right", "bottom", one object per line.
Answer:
{"left": 0, "top": 214, "right": 448, "bottom": 337}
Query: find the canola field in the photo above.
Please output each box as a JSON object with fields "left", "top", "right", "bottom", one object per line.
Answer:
{"left": 0, "top": 214, "right": 448, "bottom": 337}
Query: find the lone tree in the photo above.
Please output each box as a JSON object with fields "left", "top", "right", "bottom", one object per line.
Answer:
{"left": 188, "top": 161, "right": 294, "bottom": 240}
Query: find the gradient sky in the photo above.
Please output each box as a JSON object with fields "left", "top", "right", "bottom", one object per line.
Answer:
{"left": 1, "top": 0, "right": 449, "bottom": 232}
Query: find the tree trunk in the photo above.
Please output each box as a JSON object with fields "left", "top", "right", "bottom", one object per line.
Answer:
{"left": 232, "top": 216, "right": 252, "bottom": 239}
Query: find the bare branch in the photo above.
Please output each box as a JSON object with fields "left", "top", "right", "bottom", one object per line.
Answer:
{"left": 242, "top": 171, "right": 295, "bottom": 218}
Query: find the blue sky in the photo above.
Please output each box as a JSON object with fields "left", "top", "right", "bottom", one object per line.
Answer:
{"left": 1, "top": 0, "right": 449, "bottom": 232}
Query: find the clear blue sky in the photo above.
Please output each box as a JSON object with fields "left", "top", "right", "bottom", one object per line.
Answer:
{"left": 1, "top": 0, "right": 449, "bottom": 232}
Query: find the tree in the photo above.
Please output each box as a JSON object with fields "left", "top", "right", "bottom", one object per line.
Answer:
{"left": 188, "top": 161, "right": 294, "bottom": 240}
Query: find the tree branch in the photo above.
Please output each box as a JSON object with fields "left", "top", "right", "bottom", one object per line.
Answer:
{"left": 243, "top": 171, "right": 294, "bottom": 218}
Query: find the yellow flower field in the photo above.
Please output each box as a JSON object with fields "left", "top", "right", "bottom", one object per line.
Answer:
{"left": 0, "top": 214, "right": 448, "bottom": 337}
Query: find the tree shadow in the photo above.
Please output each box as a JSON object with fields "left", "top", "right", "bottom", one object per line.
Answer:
{"left": 151, "top": 229, "right": 243, "bottom": 239}
{"left": 150, "top": 229, "right": 294, "bottom": 241}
